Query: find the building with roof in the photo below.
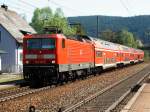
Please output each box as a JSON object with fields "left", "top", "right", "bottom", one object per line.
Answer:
{"left": 0, "top": 5, "right": 36, "bottom": 73}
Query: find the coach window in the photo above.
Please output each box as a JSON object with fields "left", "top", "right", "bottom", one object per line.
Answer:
{"left": 96, "top": 51, "right": 103, "bottom": 57}
{"left": 117, "top": 53, "right": 119, "bottom": 57}
{"left": 62, "top": 39, "right": 65, "bottom": 48}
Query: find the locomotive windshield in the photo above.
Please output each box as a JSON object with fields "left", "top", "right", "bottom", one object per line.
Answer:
{"left": 27, "top": 38, "right": 55, "bottom": 49}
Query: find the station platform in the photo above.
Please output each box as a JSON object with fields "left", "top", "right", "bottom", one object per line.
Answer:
{"left": 121, "top": 83, "right": 150, "bottom": 112}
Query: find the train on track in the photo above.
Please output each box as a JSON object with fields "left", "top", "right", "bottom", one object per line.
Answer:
{"left": 23, "top": 27, "right": 144, "bottom": 86}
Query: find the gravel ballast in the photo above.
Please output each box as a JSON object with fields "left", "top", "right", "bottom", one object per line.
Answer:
{"left": 0, "top": 63, "right": 149, "bottom": 112}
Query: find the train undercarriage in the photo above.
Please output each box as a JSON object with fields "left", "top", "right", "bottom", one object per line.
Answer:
{"left": 23, "top": 61, "right": 143, "bottom": 87}
{"left": 23, "top": 64, "right": 95, "bottom": 87}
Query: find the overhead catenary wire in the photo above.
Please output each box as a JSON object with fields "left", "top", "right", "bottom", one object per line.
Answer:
{"left": 119, "top": 0, "right": 132, "bottom": 16}
{"left": 125, "top": 0, "right": 132, "bottom": 11}
{"left": 19, "top": 0, "right": 38, "bottom": 9}
{"left": 119, "top": 0, "right": 136, "bottom": 27}
{"left": 0, "top": 0, "right": 33, "bottom": 14}
{"left": 47, "top": 0, "right": 85, "bottom": 15}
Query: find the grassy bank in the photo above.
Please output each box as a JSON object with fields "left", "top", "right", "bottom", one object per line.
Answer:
{"left": 0, "top": 74, "right": 23, "bottom": 83}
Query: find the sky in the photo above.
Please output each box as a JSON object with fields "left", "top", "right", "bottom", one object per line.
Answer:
{"left": 0, "top": 0, "right": 150, "bottom": 22}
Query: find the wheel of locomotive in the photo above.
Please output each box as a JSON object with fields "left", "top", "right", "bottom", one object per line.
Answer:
{"left": 29, "top": 75, "right": 41, "bottom": 88}
{"left": 65, "top": 72, "right": 70, "bottom": 82}
{"left": 57, "top": 72, "right": 66, "bottom": 84}
{"left": 97, "top": 67, "right": 103, "bottom": 74}
{"left": 42, "top": 73, "right": 49, "bottom": 86}
{"left": 68, "top": 71, "right": 76, "bottom": 81}
{"left": 72, "top": 71, "right": 77, "bottom": 81}
{"left": 50, "top": 72, "right": 59, "bottom": 85}
{"left": 86, "top": 68, "right": 91, "bottom": 76}
{"left": 91, "top": 68, "right": 96, "bottom": 76}
{"left": 88, "top": 68, "right": 94, "bottom": 76}
{"left": 81, "top": 69, "right": 87, "bottom": 79}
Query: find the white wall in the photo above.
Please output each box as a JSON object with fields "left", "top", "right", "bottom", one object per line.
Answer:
{"left": 17, "top": 49, "right": 23, "bottom": 65}
{"left": 15, "top": 48, "right": 23, "bottom": 73}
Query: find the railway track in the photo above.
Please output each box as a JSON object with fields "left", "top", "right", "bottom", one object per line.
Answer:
{"left": 0, "top": 68, "right": 125, "bottom": 104}
{"left": 0, "top": 79, "right": 29, "bottom": 98}
{"left": 0, "top": 85, "right": 55, "bottom": 103}
{"left": 0, "top": 63, "right": 148, "bottom": 112}
{"left": 0, "top": 86, "right": 30, "bottom": 98}
{"left": 63, "top": 65, "right": 150, "bottom": 112}
{"left": 0, "top": 68, "right": 129, "bottom": 104}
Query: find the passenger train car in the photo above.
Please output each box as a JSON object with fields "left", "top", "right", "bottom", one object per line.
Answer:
{"left": 23, "top": 28, "right": 144, "bottom": 86}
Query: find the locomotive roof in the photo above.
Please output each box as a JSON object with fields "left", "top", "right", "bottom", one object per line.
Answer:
{"left": 90, "top": 37, "right": 120, "bottom": 51}
{"left": 24, "top": 33, "right": 144, "bottom": 53}
{"left": 90, "top": 37, "right": 144, "bottom": 53}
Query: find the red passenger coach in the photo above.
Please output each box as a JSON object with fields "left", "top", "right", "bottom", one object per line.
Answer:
{"left": 93, "top": 39, "right": 120, "bottom": 71}
{"left": 139, "top": 50, "right": 144, "bottom": 62}
{"left": 134, "top": 49, "right": 144, "bottom": 63}
{"left": 120, "top": 45, "right": 131, "bottom": 65}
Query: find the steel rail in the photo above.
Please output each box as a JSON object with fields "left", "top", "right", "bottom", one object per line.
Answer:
{"left": 62, "top": 65, "right": 150, "bottom": 112}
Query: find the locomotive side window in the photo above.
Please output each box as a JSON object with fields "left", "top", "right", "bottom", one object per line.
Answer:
{"left": 96, "top": 51, "right": 103, "bottom": 57}
{"left": 27, "top": 38, "right": 55, "bottom": 49}
{"left": 62, "top": 39, "right": 65, "bottom": 48}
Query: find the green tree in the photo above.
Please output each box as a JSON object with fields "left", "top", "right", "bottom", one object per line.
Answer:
{"left": 30, "top": 7, "right": 76, "bottom": 35}
{"left": 30, "top": 7, "right": 53, "bottom": 33}
{"left": 100, "top": 29, "right": 141, "bottom": 48}
{"left": 117, "top": 30, "right": 138, "bottom": 48}
{"left": 99, "top": 29, "right": 116, "bottom": 42}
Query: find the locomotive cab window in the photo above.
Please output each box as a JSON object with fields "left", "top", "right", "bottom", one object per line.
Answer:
{"left": 42, "top": 38, "right": 55, "bottom": 49}
{"left": 62, "top": 39, "right": 65, "bottom": 48}
{"left": 27, "top": 38, "right": 55, "bottom": 49}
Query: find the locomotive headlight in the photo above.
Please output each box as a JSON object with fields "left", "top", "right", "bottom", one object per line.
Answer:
{"left": 25, "top": 54, "right": 37, "bottom": 59}
{"left": 44, "top": 54, "right": 55, "bottom": 59}
{"left": 52, "top": 60, "right": 55, "bottom": 63}
{"left": 25, "top": 60, "right": 29, "bottom": 64}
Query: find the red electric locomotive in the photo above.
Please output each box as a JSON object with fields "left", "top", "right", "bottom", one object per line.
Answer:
{"left": 23, "top": 27, "right": 144, "bottom": 86}
{"left": 23, "top": 28, "right": 95, "bottom": 85}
